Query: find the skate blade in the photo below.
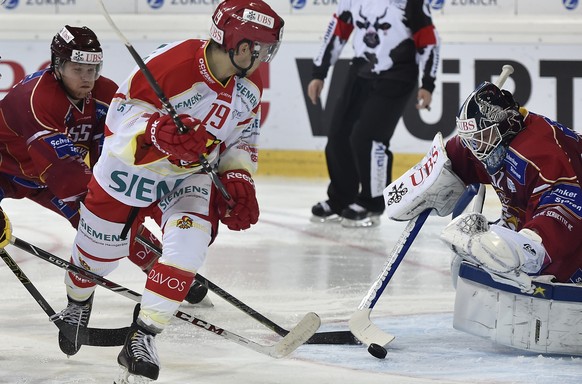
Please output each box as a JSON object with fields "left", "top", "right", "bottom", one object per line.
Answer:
{"left": 310, "top": 214, "right": 342, "bottom": 224}
{"left": 341, "top": 216, "right": 381, "bottom": 228}
{"left": 114, "top": 365, "right": 154, "bottom": 384}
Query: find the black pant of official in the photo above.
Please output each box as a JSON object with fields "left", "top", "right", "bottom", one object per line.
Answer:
{"left": 324, "top": 65, "right": 416, "bottom": 214}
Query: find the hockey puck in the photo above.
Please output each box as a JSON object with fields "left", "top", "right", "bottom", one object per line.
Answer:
{"left": 367, "top": 343, "right": 387, "bottom": 359}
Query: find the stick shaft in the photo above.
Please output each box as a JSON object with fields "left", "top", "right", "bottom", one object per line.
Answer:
{"left": 135, "top": 235, "right": 359, "bottom": 345}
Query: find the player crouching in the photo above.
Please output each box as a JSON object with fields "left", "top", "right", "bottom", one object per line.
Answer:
{"left": 383, "top": 80, "right": 582, "bottom": 355}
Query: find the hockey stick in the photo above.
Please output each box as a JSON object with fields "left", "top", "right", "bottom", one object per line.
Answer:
{"left": 135, "top": 235, "right": 359, "bottom": 345}
{"left": 348, "top": 208, "right": 431, "bottom": 347}
{"left": 349, "top": 65, "right": 514, "bottom": 349}
{"left": 96, "top": 0, "right": 234, "bottom": 208}
{"left": 0, "top": 246, "right": 129, "bottom": 347}
{"left": 9, "top": 236, "right": 320, "bottom": 358}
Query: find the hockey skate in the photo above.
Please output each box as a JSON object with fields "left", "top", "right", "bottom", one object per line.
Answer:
{"left": 115, "top": 321, "right": 160, "bottom": 383}
{"left": 310, "top": 200, "right": 342, "bottom": 223}
{"left": 50, "top": 293, "right": 94, "bottom": 356}
{"left": 340, "top": 204, "right": 382, "bottom": 228}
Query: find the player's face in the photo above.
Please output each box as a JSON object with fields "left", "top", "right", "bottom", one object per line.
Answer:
{"left": 233, "top": 42, "right": 263, "bottom": 77}
{"left": 58, "top": 61, "right": 100, "bottom": 101}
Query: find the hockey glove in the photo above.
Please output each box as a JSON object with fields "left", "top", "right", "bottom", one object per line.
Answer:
{"left": 147, "top": 112, "right": 210, "bottom": 163}
{"left": 217, "top": 170, "right": 259, "bottom": 231}
{"left": 0, "top": 207, "right": 12, "bottom": 248}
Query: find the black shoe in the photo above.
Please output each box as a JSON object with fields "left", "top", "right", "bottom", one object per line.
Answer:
{"left": 117, "top": 321, "right": 160, "bottom": 381}
{"left": 184, "top": 280, "right": 208, "bottom": 304}
{"left": 311, "top": 201, "right": 342, "bottom": 223}
{"left": 341, "top": 204, "right": 382, "bottom": 228}
{"left": 51, "top": 294, "right": 94, "bottom": 356}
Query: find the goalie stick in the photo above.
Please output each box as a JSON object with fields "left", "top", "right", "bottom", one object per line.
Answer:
{"left": 348, "top": 208, "right": 431, "bottom": 347}
{"left": 349, "top": 65, "right": 514, "bottom": 349}
{"left": 96, "top": 0, "right": 234, "bottom": 208}
{"left": 135, "top": 235, "right": 360, "bottom": 345}
{"left": 0, "top": 246, "right": 129, "bottom": 347}
{"left": 9, "top": 236, "right": 320, "bottom": 359}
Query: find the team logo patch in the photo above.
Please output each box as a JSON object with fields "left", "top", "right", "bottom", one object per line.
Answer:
{"left": 176, "top": 216, "right": 194, "bottom": 229}
{"left": 385, "top": 182, "right": 408, "bottom": 206}
{"left": 79, "top": 257, "right": 91, "bottom": 271}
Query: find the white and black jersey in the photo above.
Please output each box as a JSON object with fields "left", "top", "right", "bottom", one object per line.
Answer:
{"left": 313, "top": 0, "right": 439, "bottom": 92}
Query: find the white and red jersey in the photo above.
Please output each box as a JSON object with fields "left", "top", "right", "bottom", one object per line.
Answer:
{"left": 94, "top": 39, "right": 263, "bottom": 207}
{"left": 446, "top": 111, "right": 582, "bottom": 283}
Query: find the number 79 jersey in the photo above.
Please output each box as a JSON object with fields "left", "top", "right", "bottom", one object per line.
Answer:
{"left": 93, "top": 39, "right": 263, "bottom": 207}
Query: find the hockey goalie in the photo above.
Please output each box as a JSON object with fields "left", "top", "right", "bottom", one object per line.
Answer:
{"left": 383, "top": 81, "right": 582, "bottom": 355}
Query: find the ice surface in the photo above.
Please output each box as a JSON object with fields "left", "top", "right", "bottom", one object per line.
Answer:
{"left": 0, "top": 178, "right": 579, "bottom": 384}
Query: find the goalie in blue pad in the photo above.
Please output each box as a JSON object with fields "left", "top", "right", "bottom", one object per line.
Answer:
{"left": 383, "top": 78, "right": 582, "bottom": 356}
{"left": 454, "top": 261, "right": 582, "bottom": 356}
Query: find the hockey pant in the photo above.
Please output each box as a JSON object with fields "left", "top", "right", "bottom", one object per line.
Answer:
{"left": 67, "top": 174, "right": 220, "bottom": 331}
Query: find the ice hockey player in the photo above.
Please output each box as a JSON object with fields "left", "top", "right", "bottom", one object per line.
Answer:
{"left": 0, "top": 25, "right": 208, "bottom": 357}
{"left": 54, "top": 1, "right": 284, "bottom": 382}
{"left": 384, "top": 80, "right": 582, "bottom": 293}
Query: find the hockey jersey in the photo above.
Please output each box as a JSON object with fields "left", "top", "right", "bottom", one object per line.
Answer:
{"left": 312, "top": 0, "right": 439, "bottom": 92}
{"left": 0, "top": 68, "right": 117, "bottom": 200}
{"left": 94, "top": 39, "right": 263, "bottom": 207}
{"left": 446, "top": 111, "right": 582, "bottom": 283}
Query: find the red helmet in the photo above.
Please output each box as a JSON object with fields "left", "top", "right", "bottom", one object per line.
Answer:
{"left": 51, "top": 25, "right": 103, "bottom": 68}
{"left": 210, "top": 0, "right": 284, "bottom": 63}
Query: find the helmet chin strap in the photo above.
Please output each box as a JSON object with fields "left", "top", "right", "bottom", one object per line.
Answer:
{"left": 228, "top": 49, "right": 257, "bottom": 78}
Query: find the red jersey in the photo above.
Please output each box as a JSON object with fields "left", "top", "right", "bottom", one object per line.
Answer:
{"left": 446, "top": 111, "right": 582, "bottom": 282}
{"left": 0, "top": 68, "right": 118, "bottom": 200}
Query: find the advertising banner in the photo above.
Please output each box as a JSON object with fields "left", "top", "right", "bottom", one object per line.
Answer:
{"left": 1, "top": 39, "right": 581, "bottom": 154}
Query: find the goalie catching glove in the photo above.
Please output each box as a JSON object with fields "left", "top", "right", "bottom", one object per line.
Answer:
{"left": 217, "top": 170, "right": 259, "bottom": 231}
{"left": 0, "top": 207, "right": 11, "bottom": 248}
{"left": 441, "top": 212, "right": 548, "bottom": 293}
{"left": 146, "top": 112, "right": 211, "bottom": 163}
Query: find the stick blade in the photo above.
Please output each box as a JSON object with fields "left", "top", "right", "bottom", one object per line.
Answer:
{"left": 271, "top": 312, "right": 321, "bottom": 358}
{"left": 305, "top": 330, "right": 361, "bottom": 345}
{"left": 349, "top": 308, "right": 395, "bottom": 347}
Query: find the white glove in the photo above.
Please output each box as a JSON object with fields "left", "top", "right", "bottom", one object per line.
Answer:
{"left": 441, "top": 213, "right": 546, "bottom": 294}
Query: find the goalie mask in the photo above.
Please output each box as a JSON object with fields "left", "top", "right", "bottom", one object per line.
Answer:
{"left": 210, "top": 0, "right": 285, "bottom": 76}
{"left": 456, "top": 82, "right": 524, "bottom": 174}
{"left": 51, "top": 25, "right": 103, "bottom": 79}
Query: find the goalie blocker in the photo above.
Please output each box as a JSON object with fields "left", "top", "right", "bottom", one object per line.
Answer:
{"left": 454, "top": 261, "right": 582, "bottom": 356}
{"left": 383, "top": 132, "right": 465, "bottom": 221}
